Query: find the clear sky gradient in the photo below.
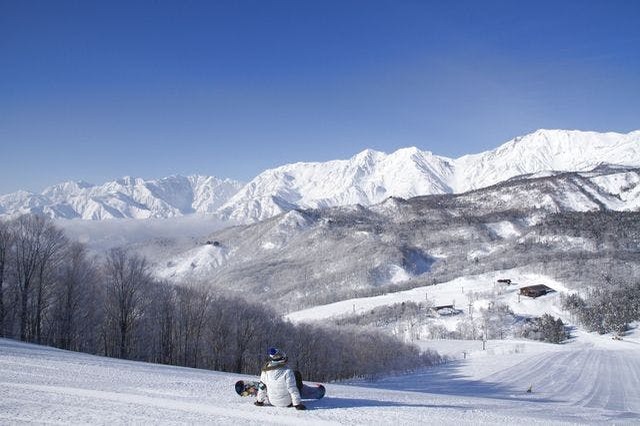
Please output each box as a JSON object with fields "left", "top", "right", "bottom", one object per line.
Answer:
{"left": 1, "top": 0, "right": 639, "bottom": 194}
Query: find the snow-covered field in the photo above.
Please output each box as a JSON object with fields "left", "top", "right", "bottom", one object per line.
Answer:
{"left": 3, "top": 268, "right": 639, "bottom": 423}
{"left": 1, "top": 331, "right": 639, "bottom": 425}
{"left": 286, "top": 270, "right": 570, "bottom": 324}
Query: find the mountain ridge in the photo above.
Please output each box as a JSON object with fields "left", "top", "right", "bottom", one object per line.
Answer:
{"left": 220, "top": 129, "right": 640, "bottom": 222}
{"left": 1, "top": 129, "right": 639, "bottom": 221}
{"left": 0, "top": 174, "right": 244, "bottom": 220}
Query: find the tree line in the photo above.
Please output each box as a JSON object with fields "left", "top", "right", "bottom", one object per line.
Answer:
{"left": 0, "top": 214, "right": 442, "bottom": 381}
{"left": 562, "top": 278, "right": 640, "bottom": 335}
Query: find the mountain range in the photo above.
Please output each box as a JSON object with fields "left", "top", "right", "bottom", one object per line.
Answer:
{"left": 2, "top": 129, "right": 639, "bottom": 222}
{"left": 0, "top": 175, "right": 243, "bottom": 220}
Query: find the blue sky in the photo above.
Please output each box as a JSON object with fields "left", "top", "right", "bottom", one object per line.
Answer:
{"left": 1, "top": 0, "right": 639, "bottom": 194}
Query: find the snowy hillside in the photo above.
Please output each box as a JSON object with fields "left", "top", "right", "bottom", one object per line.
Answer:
{"left": 1, "top": 328, "right": 639, "bottom": 424}
{"left": 2, "top": 129, "right": 639, "bottom": 222}
{"left": 0, "top": 175, "right": 243, "bottom": 220}
{"left": 286, "top": 270, "right": 567, "bottom": 324}
{"left": 220, "top": 129, "right": 640, "bottom": 222}
{"left": 217, "top": 147, "right": 455, "bottom": 222}
{"left": 147, "top": 165, "right": 640, "bottom": 311}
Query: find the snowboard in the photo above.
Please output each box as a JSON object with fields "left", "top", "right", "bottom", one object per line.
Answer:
{"left": 235, "top": 380, "right": 326, "bottom": 400}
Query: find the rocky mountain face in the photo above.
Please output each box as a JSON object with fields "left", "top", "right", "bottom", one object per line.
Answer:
{"left": 2, "top": 129, "right": 639, "bottom": 222}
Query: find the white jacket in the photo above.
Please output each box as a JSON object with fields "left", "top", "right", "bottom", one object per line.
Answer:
{"left": 256, "top": 365, "right": 302, "bottom": 407}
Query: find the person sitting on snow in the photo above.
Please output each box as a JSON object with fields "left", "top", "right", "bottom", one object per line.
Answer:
{"left": 255, "top": 347, "right": 306, "bottom": 410}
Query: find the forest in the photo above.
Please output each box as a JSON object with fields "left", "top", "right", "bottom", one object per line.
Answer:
{"left": 562, "top": 278, "right": 640, "bottom": 335}
{"left": 0, "top": 214, "right": 442, "bottom": 382}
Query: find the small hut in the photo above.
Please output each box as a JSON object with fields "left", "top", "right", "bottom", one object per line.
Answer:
{"left": 431, "top": 304, "right": 458, "bottom": 316}
{"left": 519, "top": 284, "right": 554, "bottom": 298}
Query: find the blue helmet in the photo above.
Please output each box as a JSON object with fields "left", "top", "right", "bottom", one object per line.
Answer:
{"left": 268, "top": 347, "right": 287, "bottom": 361}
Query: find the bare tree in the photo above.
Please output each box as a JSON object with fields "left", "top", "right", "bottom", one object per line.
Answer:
{"left": 103, "top": 248, "right": 152, "bottom": 359}
{"left": 0, "top": 220, "right": 13, "bottom": 337}
{"left": 51, "top": 242, "right": 98, "bottom": 350}
{"left": 32, "top": 222, "right": 67, "bottom": 343}
{"left": 175, "top": 283, "right": 214, "bottom": 367}
{"left": 230, "top": 300, "right": 262, "bottom": 373}
{"left": 144, "top": 281, "right": 177, "bottom": 365}
{"left": 12, "top": 215, "right": 66, "bottom": 342}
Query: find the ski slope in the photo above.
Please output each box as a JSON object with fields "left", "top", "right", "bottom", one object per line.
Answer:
{"left": 1, "top": 335, "right": 639, "bottom": 425}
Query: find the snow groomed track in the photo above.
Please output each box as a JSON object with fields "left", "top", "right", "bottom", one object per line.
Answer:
{"left": 1, "top": 334, "right": 639, "bottom": 425}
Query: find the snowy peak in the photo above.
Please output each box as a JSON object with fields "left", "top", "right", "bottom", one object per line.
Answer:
{"left": 218, "top": 146, "right": 455, "bottom": 222}
{"left": 1, "top": 129, "right": 639, "bottom": 222}
{"left": 221, "top": 129, "right": 640, "bottom": 223}
{"left": 353, "top": 148, "right": 385, "bottom": 163}
{"left": 453, "top": 129, "right": 640, "bottom": 192}
{"left": 0, "top": 175, "right": 244, "bottom": 220}
{"left": 42, "top": 180, "right": 95, "bottom": 199}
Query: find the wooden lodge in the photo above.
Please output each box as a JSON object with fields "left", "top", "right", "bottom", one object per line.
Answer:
{"left": 519, "top": 284, "right": 554, "bottom": 298}
{"left": 431, "top": 304, "right": 458, "bottom": 316}
{"left": 433, "top": 304, "right": 455, "bottom": 311}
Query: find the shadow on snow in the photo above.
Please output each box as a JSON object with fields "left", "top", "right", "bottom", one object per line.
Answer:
{"left": 310, "top": 397, "right": 464, "bottom": 411}
{"left": 344, "top": 360, "right": 563, "bottom": 405}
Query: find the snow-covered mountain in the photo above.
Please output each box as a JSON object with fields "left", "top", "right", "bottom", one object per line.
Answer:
{"left": 0, "top": 175, "right": 244, "bottom": 220}
{"left": 218, "top": 147, "right": 456, "bottom": 222}
{"left": 454, "top": 129, "right": 640, "bottom": 191}
{"left": 220, "top": 129, "right": 640, "bottom": 222}
{"left": 144, "top": 165, "right": 640, "bottom": 312}
{"left": 2, "top": 129, "right": 639, "bottom": 221}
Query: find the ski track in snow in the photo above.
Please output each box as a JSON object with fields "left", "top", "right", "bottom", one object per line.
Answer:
{"left": 1, "top": 336, "right": 639, "bottom": 425}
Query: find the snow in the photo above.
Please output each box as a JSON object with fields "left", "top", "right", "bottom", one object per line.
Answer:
{"left": 590, "top": 171, "right": 640, "bottom": 210}
{"left": 0, "top": 175, "right": 244, "bottom": 220}
{"left": 2, "top": 130, "right": 639, "bottom": 423}
{"left": 388, "top": 265, "right": 412, "bottom": 284}
{"left": 2, "top": 129, "right": 640, "bottom": 224}
{"left": 286, "top": 270, "right": 569, "bottom": 324}
{"left": 217, "top": 147, "right": 454, "bottom": 223}
{"left": 486, "top": 221, "right": 521, "bottom": 239}
{"left": 455, "top": 129, "right": 640, "bottom": 191}
{"left": 2, "top": 330, "right": 639, "bottom": 424}
{"left": 221, "top": 130, "right": 640, "bottom": 222}
{"left": 156, "top": 244, "right": 230, "bottom": 280}
{"left": 220, "top": 129, "right": 640, "bottom": 222}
